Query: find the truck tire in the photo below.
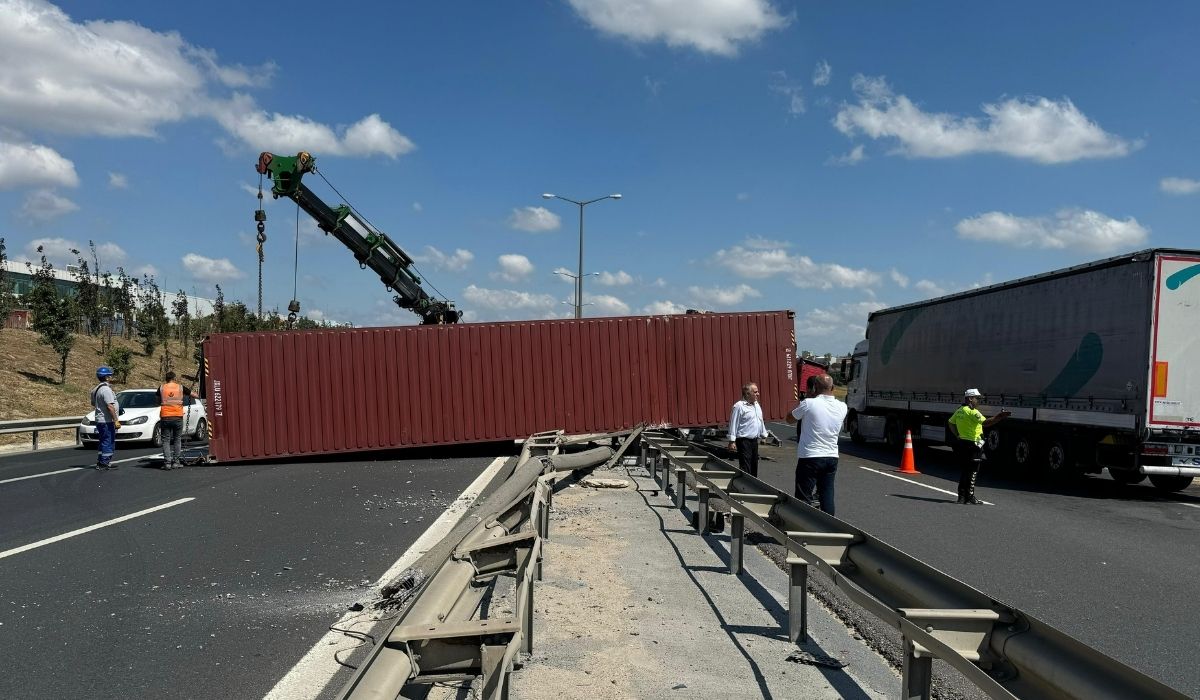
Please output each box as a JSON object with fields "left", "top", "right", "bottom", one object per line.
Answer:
{"left": 1149, "top": 474, "right": 1194, "bottom": 492}
{"left": 1109, "top": 469, "right": 1146, "bottom": 485}
{"left": 1010, "top": 431, "right": 1037, "bottom": 473}
{"left": 885, "top": 418, "right": 904, "bottom": 451}
{"left": 847, "top": 414, "right": 866, "bottom": 444}
{"left": 983, "top": 430, "right": 1004, "bottom": 462}
{"left": 1043, "top": 437, "right": 1081, "bottom": 481}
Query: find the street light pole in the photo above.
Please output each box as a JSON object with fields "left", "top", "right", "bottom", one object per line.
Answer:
{"left": 542, "top": 192, "right": 621, "bottom": 319}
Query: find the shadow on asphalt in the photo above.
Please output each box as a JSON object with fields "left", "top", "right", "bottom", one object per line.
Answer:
{"left": 838, "top": 441, "right": 1200, "bottom": 505}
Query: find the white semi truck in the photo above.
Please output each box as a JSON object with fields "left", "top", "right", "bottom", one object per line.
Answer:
{"left": 842, "top": 248, "right": 1200, "bottom": 492}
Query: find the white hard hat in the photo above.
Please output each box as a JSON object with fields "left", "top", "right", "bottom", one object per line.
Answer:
{"left": 964, "top": 388, "right": 982, "bottom": 398}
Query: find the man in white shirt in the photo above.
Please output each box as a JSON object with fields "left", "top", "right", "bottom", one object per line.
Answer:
{"left": 785, "top": 374, "right": 848, "bottom": 516}
{"left": 727, "top": 382, "right": 768, "bottom": 477}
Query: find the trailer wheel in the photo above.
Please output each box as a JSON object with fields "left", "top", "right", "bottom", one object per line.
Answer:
{"left": 847, "top": 414, "right": 866, "bottom": 444}
{"left": 1149, "top": 474, "right": 1194, "bottom": 492}
{"left": 1109, "top": 469, "right": 1146, "bottom": 485}
{"left": 1010, "top": 432, "right": 1036, "bottom": 472}
{"left": 983, "top": 430, "right": 1003, "bottom": 460}
{"left": 1043, "top": 438, "right": 1081, "bottom": 480}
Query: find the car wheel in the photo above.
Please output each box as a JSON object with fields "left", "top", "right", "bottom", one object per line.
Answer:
{"left": 151, "top": 422, "right": 162, "bottom": 448}
{"left": 193, "top": 418, "right": 207, "bottom": 443}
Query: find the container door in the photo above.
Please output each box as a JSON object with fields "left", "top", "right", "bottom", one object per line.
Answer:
{"left": 1149, "top": 253, "right": 1200, "bottom": 428}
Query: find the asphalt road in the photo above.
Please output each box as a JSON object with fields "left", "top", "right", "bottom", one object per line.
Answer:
{"left": 0, "top": 442, "right": 510, "bottom": 700}
{"left": 757, "top": 421, "right": 1200, "bottom": 698}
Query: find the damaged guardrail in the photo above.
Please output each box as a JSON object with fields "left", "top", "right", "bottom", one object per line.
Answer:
{"left": 640, "top": 429, "right": 1187, "bottom": 700}
{"left": 336, "top": 428, "right": 638, "bottom": 700}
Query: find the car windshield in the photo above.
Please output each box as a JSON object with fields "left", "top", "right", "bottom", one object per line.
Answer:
{"left": 116, "top": 391, "right": 160, "bottom": 409}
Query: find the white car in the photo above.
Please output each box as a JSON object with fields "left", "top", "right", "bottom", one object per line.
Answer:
{"left": 79, "top": 389, "right": 208, "bottom": 447}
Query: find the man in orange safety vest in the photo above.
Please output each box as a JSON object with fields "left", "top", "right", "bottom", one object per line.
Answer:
{"left": 159, "top": 371, "right": 185, "bottom": 470}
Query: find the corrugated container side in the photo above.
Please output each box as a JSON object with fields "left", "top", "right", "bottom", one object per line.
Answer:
{"left": 206, "top": 311, "right": 795, "bottom": 462}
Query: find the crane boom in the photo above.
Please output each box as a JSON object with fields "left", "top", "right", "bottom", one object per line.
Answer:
{"left": 255, "top": 151, "right": 461, "bottom": 324}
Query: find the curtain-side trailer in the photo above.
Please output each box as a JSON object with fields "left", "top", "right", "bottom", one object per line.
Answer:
{"left": 842, "top": 249, "right": 1200, "bottom": 492}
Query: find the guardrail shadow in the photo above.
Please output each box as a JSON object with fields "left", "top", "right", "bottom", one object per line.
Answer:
{"left": 629, "top": 467, "right": 879, "bottom": 700}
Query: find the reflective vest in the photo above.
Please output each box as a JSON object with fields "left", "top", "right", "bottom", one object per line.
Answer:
{"left": 160, "top": 382, "right": 184, "bottom": 418}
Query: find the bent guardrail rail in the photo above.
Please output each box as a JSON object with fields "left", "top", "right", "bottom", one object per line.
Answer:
{"left": 336, "top": 428, "right": 637, "bottom": 700}
{"left": 640, "top": 429, "right": 1187, "bottom": 700}
{"left": 0, "top": 416, "right": 83, "bottom": 450}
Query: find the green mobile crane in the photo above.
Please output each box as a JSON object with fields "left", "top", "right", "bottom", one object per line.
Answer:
{"left": 255, "top": 151, "right": 461, "bottom": 325}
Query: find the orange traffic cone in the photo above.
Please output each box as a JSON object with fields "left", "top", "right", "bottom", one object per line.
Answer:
{"left": 895, "top": 429, "right": 920, "bottom": 474}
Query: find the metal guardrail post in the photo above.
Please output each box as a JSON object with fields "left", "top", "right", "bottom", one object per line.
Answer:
{"left": 787, "top": 557, "right": 808, "bottom": 645}
{"left": 696, "top": 486, "right": 710, "bottom": 534}
{"left": 661, "top": 456, "right": 671, "bottom": 491}
{"left": 903, "top": 636, "right": 933, "bottom": 700}
{"left": 729, "top": 513, "right": 745, "bottom": 575}
{"left": 32, "top": 430, "right": 39, "bottom": 451}
{"left": 675, "top": 468, "right": 687, "bottom": 509}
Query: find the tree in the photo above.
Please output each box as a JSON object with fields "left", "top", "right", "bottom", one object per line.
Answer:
{"left": 213, "top": 285, "right": 225, "bottom": 333}
{"left": 0, "top": 238, "right": 17, "bottom": 324}
{"left": 172, "top": 289, "right": 191, "bottom": 348}
{"left": 26, "top": 253, "right": 76, "bottom": 383}
{"left": 98, "top": 270, "right": 116, "bottom": 354}
{"left": 114, "top": 268, "right": 136, "bottom": 339}
{"left": 70, "top": 245, "right": 102, "bottom": 335}
{"left": 105, "top": 346, "right": 134, "bottom": 383}
{"left": 136, "top": 275, "right": 169, "bottom": 356}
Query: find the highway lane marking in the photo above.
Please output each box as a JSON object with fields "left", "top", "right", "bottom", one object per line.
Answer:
{"left": 0, "top": 497, "right": 196, "bottom": 560}
{"left": 0, "top": 454, "right": 159, "bottom": 486}
{"left": 857, "top": 465, "right": 995, "bottom": 506}
{"left": 0, "top": 467, "right": 84, "bottom": 484}
{"left": 263, "top": 455, "right": 512, "bottom": 700}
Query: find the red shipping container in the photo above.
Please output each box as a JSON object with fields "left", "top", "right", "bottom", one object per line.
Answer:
{"left": 203, "top": 311, "right": 796, "bottom": 463}
{"left": 798, "top": 357, "right": 829, "bottom": 396}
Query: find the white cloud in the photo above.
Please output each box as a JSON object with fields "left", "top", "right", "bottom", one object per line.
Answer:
{"left": 596, "top": 270, "right": 633, "bottom": 286}
{"left": 827, "top": 144, "right": 866, "bottom": 166}
{"left": 653, "top": 277, "right": 667, "bottom": 287}
{"left": 688, "top": 283, "right": 761, "bottom": 307}
{"left": 133, "top": 264, "right": 159, "bottom": 279}
{"left": 914, "top": 279, "right": 947, "bottom": 297}
{"left": 736, "top": 192, "right": 750, "bottom": 202}
{"left": 567, "top": 0, "right": 789, "bottom": 56}
{"left": 412, "top": 201, "right": 423, "bottom": 212}
{"left": 182, "top": 252, "right": 244, "bottom": 283}
{"left": 644, "top": 75, "right": 663, "bottom": 97}
{"left": 585, "top": 293, "right": 630, "bottom": 316}
{"left": 413, "top": 245, "right": 473, "bottom": 272}
{"left": 834, "top": 75, "right": 1138, "bottom": 164}
{"left": 462, "top": 284, "right": 558, "bottom": 316}
{"left": 797, "top": 300, "right": 886, "bottom": 353}
{"left": 743, "top": 235, "right": 791, "bottom": 249}
{"left": 0, "top": 2, "right": 408, "bottom": 160}
{"left": 713, "top": 242, "right": 881, "bottom": 289}
{"left": 889, "top": 268, "right": 909, "bottom": 288}
{"left": 492, "top": 253, "right": 535, "bottom": 282}
{"left": 769, "top": 71, "right": 805, "bottom": 116}
{"left": 107, "top": 171, "right": 128, "bottom": 189}
{"left": 955, "top": 209, "right": 1149, "bottom": 253}
{"left": 0, "top": 140, "right": 78, "bottom": 189}
{"left": 18, "top": 189, "right": 77, "bottom": 223}
{"left": 24, "top": 236, "right": 77, "bottom": 266}
{"left": 212, "top": 96, "right": 415, "bottom": 158}
{"left": 812, "top": 60, "right": 832, "bottom": 87}
{"left": 508, "top": 206, "right": 561, "bottom": 232}
{"left": 95, "top": 242, "right": 128, "bottom": 267}
{"left": 1160, "top": 177, "right": 1200, "bottom": 195}
{"left": 643, "top": 300, "right": 687, "bottom": 315}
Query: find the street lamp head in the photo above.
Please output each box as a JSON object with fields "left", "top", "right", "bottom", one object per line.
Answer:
{"left": 609, "top": 194, "right": 622, "bottom": 200}
{"left": 542, "top": 193, "right": 555, "bottom": 199}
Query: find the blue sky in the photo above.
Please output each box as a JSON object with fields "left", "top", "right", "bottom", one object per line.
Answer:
{"left": 1, "top": 0, "right": 1198, "bottom": 353}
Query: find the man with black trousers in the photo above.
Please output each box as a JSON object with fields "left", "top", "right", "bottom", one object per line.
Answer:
{"left": 727, "top": 382, "right": 768, "bottom": 477}
{"left": 948, "top": 388, "right": 1011, "bottom": 504}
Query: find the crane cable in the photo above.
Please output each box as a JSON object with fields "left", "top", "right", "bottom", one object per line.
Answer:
{"left": 287, "top": 200, "right": 300, "bottom": 328}
{"left": 313, "top": 169, "right": 454, "bottom": 306}
{"left": 255, "top": 173, "right": 267, "bottom": 320}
